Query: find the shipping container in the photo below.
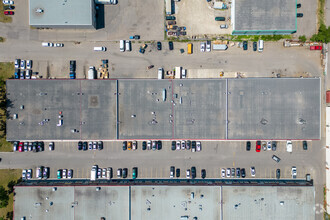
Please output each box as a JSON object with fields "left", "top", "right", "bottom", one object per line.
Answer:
{"left": 327, "top": 91, "right": 330, "bottom": 103}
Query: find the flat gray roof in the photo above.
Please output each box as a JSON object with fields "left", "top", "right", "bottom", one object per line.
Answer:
{"left": 234, "top": 0, "right": 296, "bottom": 31}
{"left": 29, "top": 0, "right": 94, "bottom": 26}
{"left": 14, "top": 185, "right": 315, "bottom": 220}
{"left": 7, "top": 78, "right": 320, "bottom": 141}
{"left": 222, "top": 186, "right": 315, "bottom": 220}
{"left": 14, "top": 186, "right": 129, "bottom": 220}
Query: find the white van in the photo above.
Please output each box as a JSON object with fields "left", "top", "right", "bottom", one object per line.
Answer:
{"left": 42, "top": 42, "right": 53, "bottom": 47}
{"left": 94, "top": 47, "right": 106, "bottom": 51}
{"left": 120, "top": 40, "right": 125, "bottom": 52}
{"left": 125, "top": 40, "right": 131, "bottom": 51}
{"left": 258, "top": 40, "right": 264, "bottom": 52}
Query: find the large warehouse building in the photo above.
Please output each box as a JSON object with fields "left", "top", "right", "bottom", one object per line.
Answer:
{"left": 231, "top": 0, "right": 297, "bottom": 35}
{"left": 6, "top": 78, "right": 320, "bottom": 141}
{"left": 29, "top": 0, "right": 96, "bottom": 29}
{"left": 14, "top": 185, "right": 315, "bottom": 220}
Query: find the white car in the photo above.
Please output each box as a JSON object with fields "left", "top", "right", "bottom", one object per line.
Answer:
{"left": 62, "top": 169, "right": 67, "bottom": 179}
{"left": 25, "top": 70, "right": 31, "bottom": 79}
{"left": 117, "top": 168, "right": 122, "bottom": 178}
{"left": 226, "top": 168, "right": 231, "bottom": 178}
{"left": 132, "top": 141, "right": 137, "bottom": 150}
{"left": 27, "top": 169, "right": 32, "bottom": 180}
{"left": 20, "top": 60, "right": 25, "bottom": 70}
{"left": 147, "top": 141, "right": 151, "bottom": 150}
{"left": 3, "top": 0, "right": 14, "bottom": 5}
{"left": 54, "top": 43, "right": 64, "bottom": 47}
{"left": 14, "top": 59, "right": 20, "bottom": 69}
{"left": 291, "top": 166, "right": 297, "bottom": 179}
{"left": 181, "top": 141, "right": 185, "bottom": 150}
{"left": 250, "top": 166, "right": 256, "bottom": 177}
{"left": 186, "top": 169, "right": 190, "bottom": 178}
{"left": 206, "top": 41, "right": 211, "bottom": 52}
{"left": 49, "top": 142, "right": 54, "bottom": 151}
{"left": 286, "top": 141, "right": 292, "bottom": 152}
{"left": 93, "top": 141, "right": 97, "bottom": 150}
{"left": 88, "top": 141, "right": 93, "bottom": 150}
{"left": 22, "top": 169, "right": 27, "bottom": 180}
{"left": 170, "top": 166, "right": 174, "bottom": 178}
{"left": 267, "top": 141, "right": 271, "bottom": 150}
{"left": 102, "top": 168, "right": 107, "bottom": 178}
{"left": 196, "top": 141, "right": 201, "bottom": 152}
{"left": 26, "top": 60, "right": 32, "bottom": 69}
{"left": 68, "top": 169, "right": 73, "bottom": 179}
{"left": 176, "top": 141, "right": 181, "bottom": 150}
{"left": 200, "top": 42, "right": 206, "bottom": 52}
{"left": 221, "top": 168, "right": 226, "bottom": 178}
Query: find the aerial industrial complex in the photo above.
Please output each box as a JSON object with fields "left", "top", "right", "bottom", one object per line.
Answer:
{"left": 0, "top": 0, "right": 327, "bottom": 219}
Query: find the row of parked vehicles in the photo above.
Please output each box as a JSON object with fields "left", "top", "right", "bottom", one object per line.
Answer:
{"left": 57, "top": 169, "right": 73, "bottom": 179}
{"left": 251, "top": 140, "right": 307, "bottom": 152}
{"left": 13, "top": 141, "right": 54, "bottom": 152}
{"left": 170, "top": 166, "right": 206, "bottom": 179}
{"left": 123, "top": 140, "right": 163, "bottom": 151}
{"left": 171, "top": 140, "right": 201, "bottom": 152}
{"left": 221, "top": 167, "right": 252, "bottom": 178}
{"left": 90, "top": 165, "right": 137, "bottom": 180}
{"left": 77, "top": 141, "right": 103, "bottom": 151}
{"left": 14, "top": 59, "right": 33, "bottom": 79}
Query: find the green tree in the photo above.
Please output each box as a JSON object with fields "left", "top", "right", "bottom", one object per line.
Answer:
{"left": 7, "top": 180, "right": 16, "bottom": 194}
{"left": 299, "top": 35, "right": 307, "bottom": 42}
{"left": 0, "top": 186, "right": 9, "bottom": 208}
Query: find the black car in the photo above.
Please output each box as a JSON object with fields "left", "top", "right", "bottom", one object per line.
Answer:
{"left": 123, "top": 141, "right": 127, "bottom": 151}
{"left": 38, "top": 142, "right": 44, "bottom": 152}
{"left": 142, "top": 141, "right": 147, "bottom": 150}
{"left": 191, "top": 166, "right": 196, "bottom": 179}
{"left": 122, "top": 168, "right": 128, "bottom": 178}
{"left": 276, "top": 169, "right": 281, "bottom": 179}
{"left": 246, "top": 141, "right": 251, "bottom": 151}
{"left": 191, "top": 141, "right": 196, "bottom": 152}
{"left": 70, "top": 60, "right": 76, "bottom": 72}
{"left": 157, "top": 140, "right": 162, "bottom": 150}
{"left": 157, "top": 42, "right": 162, "bottom": 50}
{"left": 83, "top": 142, "right": 88, "bottom": 151}
{"left": 253, "top": 42, "right": 257, "bottom": 51}
{"left": 134, "top": 35, "right": 140, "bottom": 40}
{"left": 243, "top": 41, "right": 248, "bottom": 50}
{"left": 272, "top": 141, "right": 277, "bottom": 151}
{"left": 241, "top": 168, "right": 246, "bottom": 178}
{"left": 171, "top": 141, "right": 176, "bottom": 151}
{"left": 98, "top": 141, "right": 103, "bottom": 150}
{"left": 186, "top": 140, "right": 191, "bottom": 150}
{"left": 297, "top": 3, "right": 301, "bottom": 8}
{"left": 169, "top": 41, "right": 174, "bottom": 50}
{"left": 297, "top": 13, "right": 303, "bottom": 17}
{"left": 201, "top": 169, "right": 206, "bottom": 179}
{"left": 236, "top": 168, "right": 241, "bottom": 178}
{"left": 176, "top": 168, "right": 180, "bottom": 177}
{"left": 303, "top": 141, "right": 308, "bottom": 150}
{"left": 165, "top": 16, "right": 176, "bottom": 20}
{"left": 78, "top": 141, "right": 83, "bottom": 151}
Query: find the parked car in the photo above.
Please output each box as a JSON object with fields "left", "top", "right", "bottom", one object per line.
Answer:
{"left": 68, "top": 169, "right": 73, "bottom": 179}
{"left": 93, "top": 141, "right": 97, "bottom": 150}
{"left": 297, "top": 3, "right": 301, "bottom": 8}
{"left": 157, "top": 140, "right": 162, "bottom": 150}
{"left": 291, "top": 166, "right": 297, "bottom": 179}
{"left": 256, "top": 141, "right": 261, "bottom": 152}
{"left": 20, "top": 60, "right": 25, "bottom": 70}
{"left": 14, "top": 59, "right": 20, "bottom": 69}
{"left": 57, "top": 169, "right": 62, "bottom": 179}
{"left": 62, "top": 169, "right": 67, "bottom": 179}
{"left": 3, "top": 5, "right": 14, "bottom": 10}
{"left": 157, "top": 41, "right": 162, "bottom": 50}
{"left": 98, "top": 141, "right": 103, "bottom": 150}
{"left": 186, "top": 169, "right": 190, "bottom": 179}
{"left": 250, "top": 166, "right": 256, "bottom": 177}
{"left": 169, "top": 41, "right": 174, "bottom": 50}
{"left": 102, "top": 168, "right": 106, "bottom": 178}
{"left": 272, "top": 141, "right": 277, "bottom": 151}
{"left": 3, "top": 0, "right": 14, "bottom": 5}
{"left": 107, "top": 167, "right": 112, "bottom": 179}
{"left": 13, "top": 141, "right": 18, "bottom": 151}
{"left": 310, "top": 45, "right": 322, "bottom": 50}
{"left": 152, "top": 141, "right": 156, "bottom": 151}
{"left": 88, "top": 141, "right": 93, "bottom": 150}
{"left": 200, "top": 42, "right": 206, "bottom": 52}
{"left": 122, "top": 168, "right": 128, "bottom": 178}
{"left": 196, "top": 141, "right": 201, "bottom": 151}
{"left": 303, "top": 141, "right": 307, "bottom": 150}
{"left": 286, "top": 141, "right": 292, "bottom": 152}
{"left": 83, "top": 142, "right": 87, "bottom": 151}
{"left": 117, "top": 168, "right": 122, "bottom": 178}
{"left": 43, "top": 167, "right": 49, "bottom": 179}
{"left": 142, "top": 141, "right": 147, "bottom": 150}
{"left": 22, "top": 169, "right": 27, "bottom": 180}
{"left": 171, "top": 141, "right": 176, "bottom": 151}
{"left": 132, "top": 141, "right": 137, "bottom": 150}
{"left": 176, "top": 168, "right": 180, "bottom": 178}
{"left": 132, "top": 167, "right": 137, "bottom": 179}
{"left": 186, "top": 141, "right": 191, "bottom": 150}
{"left": 243, "top": 41, "right": 248, "bottom": 50}
{"left": 147, "top": 140, "right": 151, "bottom": 150}
{"left": 26, "top": 60, "right": 32, "bottom": 69}
{"left": 78, "top": 141, "right": 82, "bottom": 150}
{"left": 27, "top": 169, "right": 32, "bottom": 180}
{"left": 201, "top": 169, "right": 206, "bottom": 179}
{"left": 276, "top": 169, "right": 280, "bottom": 179}
{"left": 253, "top": 42, "right": 257, "bottom": 51}
{"left": 170, "top": 166, "right": 175, "bottom": 178}
{"left": 297, "top": 13, "right": 303, "bottom": 17}
{"left": 181, "top": 141, "right": 185, "bottom": 150}
{"left": 55, "top": 43, "right": 64, "bottom": 47}
{"left": 231, "top": 168, "right": 235, "bottom": 178}
{"left": 192, "top": 141, "right": 196, "bottom": 152}
{"left": 246, "top": 141, "right": 251, "bottom": 151}
{"left": 122, "top": 141, "right": 127, "bottom": 151}
{"left": 4, "top": 10, "right": 14, "bottom": 15}
{"left": 267, "top": 141, "right": 271, "bottom": 150}
{"left": 226, "top": 168, "right": 231, "bottom": 177}
{"left": 262, "top": 141, "right": 267, "bottom": 151}
{"left": 272, "top": 155, "right": 281, "bottom": 163}
{"left": 176, "top": 141, "right": 181, "bottom": 150}
{"left": 206, "top": 41, "right": 211, "bottom": 52}
{"left": 49, "top": 142, "right": 54, "bottom": 151}
{"left": 191, "top": 166, "right": 196, "bottom": 179}
{"left": 236, "top": 168, "right": 240, "bottom": 178}
{"left": 221, "top": 168, "right": 226, "bottom": 178}
{"left": 241, "top": 168, "right": 246, "bottom": 178}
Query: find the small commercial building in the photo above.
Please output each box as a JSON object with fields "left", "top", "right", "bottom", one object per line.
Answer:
{"left": 231, "top": 0, "right": 297, "bottom": 35}
{"left": 29, "top": 0, "right": 96, "bottom": 29}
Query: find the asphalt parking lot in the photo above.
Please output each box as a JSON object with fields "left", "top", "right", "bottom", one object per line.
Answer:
{"left": 294, "top": 0, "right": 318, "bottom": 38}
{"left": 0, "top": 140, "right": 320, "bottom": 181}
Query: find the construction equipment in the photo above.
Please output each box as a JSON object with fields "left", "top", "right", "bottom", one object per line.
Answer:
{"left": 99, "top": 59, "right": 109, "bottom": 79}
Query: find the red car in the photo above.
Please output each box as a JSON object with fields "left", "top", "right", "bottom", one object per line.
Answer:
{"left": 310, "top": 45, "right": 322, "bottom": 50}
{"left": 18, "top": 142, "right": 23, "bottom": 152}
{"left": 256, "top": 141, "right": 261, "bottom": 152}
{"left": 4, "top": 11, "right": 14, "bottom": 15}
